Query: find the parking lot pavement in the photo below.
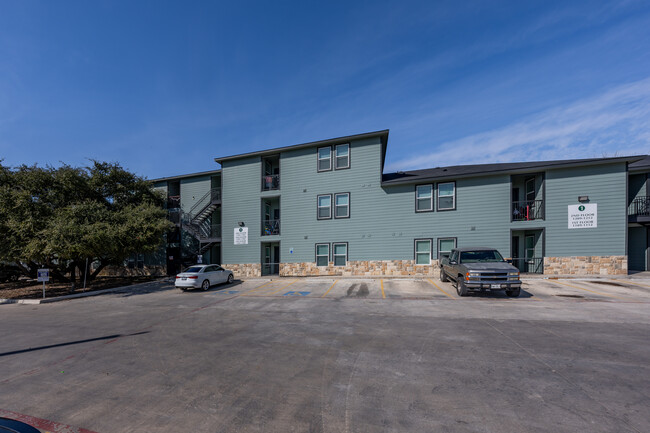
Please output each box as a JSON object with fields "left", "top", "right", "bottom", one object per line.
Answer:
{"left": 2, "top": 276, "right": 649, "bottom": 433}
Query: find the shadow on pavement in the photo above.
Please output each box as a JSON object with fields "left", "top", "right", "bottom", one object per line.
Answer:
{"left": 0, "top": 331, "right": 149, "bottom": 357}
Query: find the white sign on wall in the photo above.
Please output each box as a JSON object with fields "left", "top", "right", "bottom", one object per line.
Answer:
{"left": 568, "top": 204, "right": 597, "bottom": 229}
{"left": 234, "top": 227, "right": 249, "bottom": 245}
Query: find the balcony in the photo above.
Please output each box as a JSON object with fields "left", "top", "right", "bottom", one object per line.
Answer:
{"left": 512, "top": 200, "right": 544, "bottom": 221}
{"left": 167, "top": 195, "right": 181, "bottom": 209}
{"left": 262, "top": 174, "right": 280, "bottom": 191}
{"left": 262, "top": 219, "right": 280, "bottom": 236}
{"left": 629, "top": 196, "right": 650, "bottom": 224}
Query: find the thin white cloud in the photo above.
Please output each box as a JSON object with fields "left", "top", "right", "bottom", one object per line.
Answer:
{"left": 388, "top": 77, "right": 650, "bottom": 171}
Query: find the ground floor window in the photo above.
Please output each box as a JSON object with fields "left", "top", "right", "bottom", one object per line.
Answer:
{"left": 414, "top": 239, "right": 432, "bottom": 265}
{"left": 333, "top": 242, "right": 348, "bottom": 266}
{"left": 438, "top": 238, "right": 457, "bottom": 260}
{"left": 315, "top": 243, "right": 330, "bottom": 266}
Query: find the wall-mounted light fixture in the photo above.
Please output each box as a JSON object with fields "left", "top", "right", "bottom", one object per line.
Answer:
{"left": 238, "top": 221, "right": 245, "bottom": 227}
{"left": 578, "top": 196, "right": 589, "bottom": 203}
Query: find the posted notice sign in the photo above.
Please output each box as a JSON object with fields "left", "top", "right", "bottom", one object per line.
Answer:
{"left": 568, "top": 204, "right": 597, "bottom": 229}
{"left": 234, "top": 227, "right": 248, "bottom": 245}
{"left": 37, "top": 268, "right": 50, "bottom": 282}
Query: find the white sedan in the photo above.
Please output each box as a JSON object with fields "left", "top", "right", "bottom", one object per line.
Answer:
{"left": 175, "top": 264, "right": 234, "bottom": 291}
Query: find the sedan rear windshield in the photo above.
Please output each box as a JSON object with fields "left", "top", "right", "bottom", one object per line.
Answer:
{"left": 184, "top": 266, "right": 204, "bottom": 273}
{"left": 460, "top": 250, "right": 504, "bottom": 263}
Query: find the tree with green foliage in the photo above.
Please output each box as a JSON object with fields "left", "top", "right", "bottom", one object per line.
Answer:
{"left": 0, "top": 160, "right": 172, "bottom": 287}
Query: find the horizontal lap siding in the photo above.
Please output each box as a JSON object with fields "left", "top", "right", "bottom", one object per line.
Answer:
{"left": 222, "top": 156, "right": 261, "bottom": 264}
{"left": 545, "top": 163, "right": 626, "bottom": 257}
{"left": 180, "top": 175, "right": 211, "bottom": 214}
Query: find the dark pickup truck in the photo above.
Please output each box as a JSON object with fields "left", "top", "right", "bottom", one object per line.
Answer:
{"left": 440, "top": 247, "right": 522, "bottom": 297}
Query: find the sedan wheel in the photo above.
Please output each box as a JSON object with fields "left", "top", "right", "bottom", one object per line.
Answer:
{"left": 202, "top": 279, "right": 210, "bottom": 291}
{"left": 227, "top": 273, "right": 234, "bottom": 284}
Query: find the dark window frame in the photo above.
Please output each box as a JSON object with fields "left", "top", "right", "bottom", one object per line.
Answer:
{"left": 315, "top": 243, "right": 330, "bottom": 267}
{"left": 415, "top": 184, "right": 434, "bottom": 212}
{"left": 334, "top": 192, "right": 351, "bottom": 219}
{"left": 334, "top": 143, "right": 351, "bottom": 170}
{"left": 437, "top": 237, "right": 457, "bottom": 260}
{"left": 332, "top": 242, "right": 348, "bottom": 266}
{"left": 317, "top": 194, "right": 333, "bottom": 220}
{"left": 437, "top": 181, "right": 456, "bottom": 211}
{"left": 414, "top": 238, "right": 433, "bottom": 265}
{"left": 317, "top": 146, "right": 333, "bottom": 172}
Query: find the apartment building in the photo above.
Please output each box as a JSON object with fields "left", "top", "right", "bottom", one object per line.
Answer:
{"left": 152, "top": 130, "right": 649, "bottom": 277}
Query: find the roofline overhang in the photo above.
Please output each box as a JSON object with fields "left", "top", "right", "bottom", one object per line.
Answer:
{"left": 214, "top": 129, "right": 390, "bottom": 164}
{"left": 150, "top": 169, "right": 222, "bottom": 183}
{"left": 381, "top": 155, "right": 645, "bottom": 186}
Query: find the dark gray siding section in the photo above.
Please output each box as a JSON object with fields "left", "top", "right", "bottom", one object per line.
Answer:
{"left": 628, "top": 226, "right": 647, "bottom": 271}
{"left": 180, "top": 175, "right": 211, "bottom": 214}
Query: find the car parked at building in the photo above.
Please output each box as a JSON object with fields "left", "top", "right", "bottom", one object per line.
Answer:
{"left": 175, "top": 264, "right": 234, "bottom": 291}
{"left": 440, "top": 247, "right": 522, "bottom": 297}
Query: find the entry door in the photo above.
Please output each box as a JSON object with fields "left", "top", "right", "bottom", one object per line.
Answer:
{"left": 525, "top": 235, "right": 535, "bottom": 273}
{"left": 647, "top": 228, "right": 650, "bottom": 271}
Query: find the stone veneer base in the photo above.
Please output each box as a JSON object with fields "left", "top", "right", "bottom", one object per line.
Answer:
{"left": 228, "top": 263, "right": 262, "bottom": 278}
{"left": 543, "top": 256, "right": 627, "bottom": 275}
{"left": 280, "top": 260, "right": 440, "bottom": 277}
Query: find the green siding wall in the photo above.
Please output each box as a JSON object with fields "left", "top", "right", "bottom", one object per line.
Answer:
{"left": 544, "top": 163, "right": 627, "bottom": 257}
{"left": 180, "top": 175, "right": 211, "bottom": 214}
{"left": 221, "top": 156, "right": 263, "bottom": 264}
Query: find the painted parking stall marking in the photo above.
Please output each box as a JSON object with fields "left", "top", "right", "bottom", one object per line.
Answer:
{"left": 283, "top": 291, "right": 310, "bottom": 296}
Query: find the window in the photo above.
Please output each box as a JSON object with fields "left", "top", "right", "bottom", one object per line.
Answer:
{"left": 317, "top": 194, "right": 332, "bottom": 219}
{"left": 334, "top": 193, "right": 350, "bottom": 218}
{"left": 335, "top": 144, "right": 350, "bottom": 169}
{"left": 333, "top": 243, "right": 348, "bottom": 266}
{"left": 315, "top": 244, "right": 330, "bottom": 266}
{"left": 414, "top": 239, "right": 432, "bottom": 265}
{"left": 317, "top": 146, "right": 332, "bottom": 171}
{"left": 438, "top": 238, "right": 457, "bottom": 260}
{"left": 437, "top": 182, "right": 455, "bottom": 210}
{"left": 415, "top": 184, "right": 433, "bottom": 212}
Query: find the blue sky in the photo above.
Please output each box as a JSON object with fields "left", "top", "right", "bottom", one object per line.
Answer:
{"left": 1, "top": 0, "right": 649, "bottom": 179}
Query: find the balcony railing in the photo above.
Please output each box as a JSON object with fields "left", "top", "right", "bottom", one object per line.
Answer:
{"left": 512, "top": 200, "right": 544, "bottom": 221}
{"left": 167, "top": 195, "right": 181, "bottom": 209}
{"left": 262, "top": 219, "right": 280, "bottom": 236}
{"left": 629, "top": 196, "right": 650, "bottom": 216}
{"left": 510, "top": 257, "right": 544, "bottom": 274}
{"left": 262, "top": 174, "right": 280, "bottom": 191}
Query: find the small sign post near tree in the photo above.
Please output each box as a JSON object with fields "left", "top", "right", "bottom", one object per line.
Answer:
{"left": 37, "top": 268, "right": 49, "bottom": 299}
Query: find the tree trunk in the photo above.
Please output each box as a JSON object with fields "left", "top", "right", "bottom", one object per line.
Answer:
{"left": 70, "top": 264, "right": 76, "bottom": 292}
{"left": 89, "top": 261, "right": 107, "bottom": 281}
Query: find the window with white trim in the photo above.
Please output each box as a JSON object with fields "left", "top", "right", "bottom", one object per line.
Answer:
{"left": 333, "top": 243, "right": 348, "bottom": 266}
{"left": 316, "top": 243, "right": 330, "bottom": 267}
{"left": 335, "top": 143, "right": 350, "bottom": 169}
{"left": 317, "top": 194, "right": 332, "bottom": 219}
{"left": 416, "top": 184, "right": 433, "bottom": 212}
{"left": 317, "top": 146, "right": 332, "bottom": 171}
{"left": 438, "top": 238, "right": 456, "bottom": 260}
{"left": 437, "top": 182, "right": 455, "bottom": 210}
{"left": 334, "top": 193, "right": 350, "bottom": 218}
{"left": 415, "top": 239, "right": 432, "bottom": 265}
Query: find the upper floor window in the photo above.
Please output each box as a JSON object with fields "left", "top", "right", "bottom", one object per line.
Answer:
{"left": 333, "top": 242, "right": 348, "bottom": 266}
{"left": 416, "top": 184, "right": 433, "bottom": 212}
{"left": 335, "top": 144, "right": 350, "bottom": 169}
{"left": 334, "top": 193, "right": 350, "bottom": 218}
{"left": 438, "top": 182, "right": 456, "bottom": 210}
{"left": 317, "top": 146, "right": 332, "bottom": 172}
{"left": 317, "top": 194, "right": 332, "bottom": 219}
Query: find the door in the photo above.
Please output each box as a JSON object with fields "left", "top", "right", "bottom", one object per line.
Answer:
{"left": 273, "top": 245, "right": 280, "bottom": 274}
{"left": 647, "top": 228, "right": 650, "bottom": 271}
{"left": 215, "top": 266, "right": 226, "bottom": 283}
{"left": 512, "top": 236, "right": 521, "bottom": 272}
{"left": 525, "top": 235, "right": 535, "bottom": 273}
{"left": 264, "top": 246, "right": 271, "bottom": 274}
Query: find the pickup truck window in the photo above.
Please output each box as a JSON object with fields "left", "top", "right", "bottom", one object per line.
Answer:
{"left": 460, "top": 250, "right": 505, "bottom": 263}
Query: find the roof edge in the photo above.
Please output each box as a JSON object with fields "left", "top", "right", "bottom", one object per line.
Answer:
{"left": 214, "top": 129, "right": 390, "bottom": 163}
{"left": 150, "top": 168, "right": 222, "bottom": 183}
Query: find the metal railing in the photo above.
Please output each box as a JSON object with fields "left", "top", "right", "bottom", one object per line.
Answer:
{"left": 167, "top": 195, "right": 181, "bottom": 209}
{"left": 510, "top": 257, "right": 544, "bottom": 274}
{"left": 262, "top": 263, "right": 280, "bottom": 275}
{"left": 629, "top": 196, "right": 650, "bottom": 216}
{"left": 189, "top": 187, "right": 221, "bottom": 218}
{"left": 512, "top": 200, "right": 544, "bottom": 221}
{"left": 168, "top": 209, "right": 182, "bottom": 225}
{"left": 262, "top": 219, "right": 280, "bottom": 236}
{"left": 262, "top": 174, "right": 280, "bottom": 191}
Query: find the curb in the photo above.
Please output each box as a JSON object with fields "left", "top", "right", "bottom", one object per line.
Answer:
{"left": 0, "top": 278, "right": 170, "bottom": 305}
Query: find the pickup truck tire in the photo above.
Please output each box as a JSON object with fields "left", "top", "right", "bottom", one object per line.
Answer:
{"left": 456, "top": 278, "right": 468, "bottom": 297}
{"left": 506, "top": 287, "right": 520, "bottom": 297}
{"left": 439, "top": 269, "right": 448, "bottom": 282}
